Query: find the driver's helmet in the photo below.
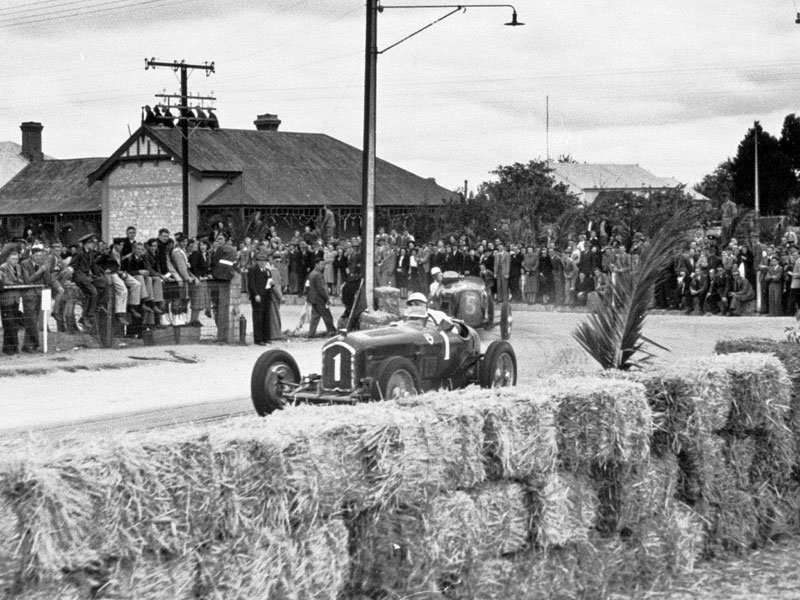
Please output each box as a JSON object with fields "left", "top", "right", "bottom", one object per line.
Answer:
{"left": 406, "top": 292, "right": 428, "bottom": 306}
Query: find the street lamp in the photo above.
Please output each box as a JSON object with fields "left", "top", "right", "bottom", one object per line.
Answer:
{"left": 360, "top": 1, "right": 523, "bottom": 308}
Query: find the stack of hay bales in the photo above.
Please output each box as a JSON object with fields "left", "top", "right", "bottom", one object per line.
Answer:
{"left": 624, "top": 352, "right": 796, "bottom": 556}
{"left": 716, "top": 338, "right": 800, "bottom": 470}
{"left": 0, "top": 353, "right": 795, "bottom": 599}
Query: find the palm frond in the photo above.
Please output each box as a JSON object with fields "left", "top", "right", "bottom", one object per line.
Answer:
{"left": 572, "top": 212, "right": 697, "bottom": 370}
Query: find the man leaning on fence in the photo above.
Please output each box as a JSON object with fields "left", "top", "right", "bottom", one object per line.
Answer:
{"left": 0, "top": 249, "right": 24, "bottom": 354}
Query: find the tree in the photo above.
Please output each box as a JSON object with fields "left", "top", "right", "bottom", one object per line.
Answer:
{"left": 474, "top": 160, "right": 580, "bottom": 242}
{"left": 731, "top": 122, "right": 796, "bottom": 215}
{"left": 694, "top": 159, "right": 734, "bottom": 210}
{"left": 583, "top": 187, "right": 709, "bottom": 247}
{"left": 779, "top": 113, "right": 800, "bottom": 172}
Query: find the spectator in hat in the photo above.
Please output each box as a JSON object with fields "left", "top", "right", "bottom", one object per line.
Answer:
{"left": 247, "top": 249, "right": 274, "bottom": 345}
{"left": 70, "top": 233, "right": 107, "bottom": 332}
{"left": 307, "top": 257, "right": 336, "bottom": 337}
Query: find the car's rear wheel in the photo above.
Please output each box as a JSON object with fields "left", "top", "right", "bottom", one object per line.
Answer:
{"left": 373, "top": 357, "right": 420, "bottom": 400}
{"left": 500, "top": 301, "right": 512, "bottom": 340}
{"left": 480, "top": 341, "right": 517, "bottom": 388}
{"left": 251, "top": 349, "right": 300, "bottom": 416}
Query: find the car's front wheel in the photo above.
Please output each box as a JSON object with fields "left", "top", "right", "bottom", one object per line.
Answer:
{"left": 479, "top": 341, "right": 517, "bottom": 388}
{"left": 373, "top": 357, "right": 420, "bottom": 400}
{"left": 251, "top": 349, "right": 301, "bottom": 416}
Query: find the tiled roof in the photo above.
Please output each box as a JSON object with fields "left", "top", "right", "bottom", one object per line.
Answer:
{"left": 0, "top": 158, "right": 105, "bottom": 215}
{"left": 547, "top": 162, "right": 685, "bottom": 194}
{"left": 92, "top": 127, "right": 455, "bottom": 207}
{"left": 0, "top": 142, "right": 30, "bottom": 189}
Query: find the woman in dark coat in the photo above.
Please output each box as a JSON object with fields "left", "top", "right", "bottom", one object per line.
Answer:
{"left": 394, "top": 247, "right": 410, "bottom": 298}
{"left": 188, "top": 238, "right": 211, "bottom": 325}
{"left": 537, "top": 247, "right": 553, "bottom": 304}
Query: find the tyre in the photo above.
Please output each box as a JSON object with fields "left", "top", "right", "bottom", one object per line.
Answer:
{"left": 373, "top": 356, "right": 421, "bottom": 400}
{"left": 251, "top": 349, "right": 301, "bottom": 416}
{"left": 500, "top": 301, "right": 512, "bottom": 340}
{"left": 480, "top": 340, "right": 517, "bottom": 388}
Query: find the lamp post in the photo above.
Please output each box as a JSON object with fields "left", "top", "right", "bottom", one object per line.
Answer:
{"left": 360, "top": 1, "right": 523, "bottom": 309}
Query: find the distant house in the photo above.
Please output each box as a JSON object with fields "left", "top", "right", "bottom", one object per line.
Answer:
{"left": 546, "top": 162, "right": 708, "bottom": 205}
{"left": 0, "top": 114, "right": 455, "bottom": 243}
{"left": 0, "top": 123, "right": 100, "bottom": 244}
{"left": 86, "top": 113, "right": 455, "bottom": 242}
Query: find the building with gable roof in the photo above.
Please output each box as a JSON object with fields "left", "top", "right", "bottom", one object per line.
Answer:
{"left": 0, "top": 114, "right": 455, "bottom": 244}
{"left": 87, "top": 113, "right": 455, "bottom": 242}
{"left": 546, "top": 161, "right": 707, "bottom": 205}
{"left": 0, "top": 123, "right": 101, "bottom": 244}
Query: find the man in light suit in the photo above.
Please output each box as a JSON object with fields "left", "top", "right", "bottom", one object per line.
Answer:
{"left": 494, "top": 241, "right": 511, "bottom": 302}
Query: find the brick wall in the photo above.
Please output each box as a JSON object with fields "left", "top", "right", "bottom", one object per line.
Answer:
{"left": 107, "top": 161, "right": 183, "bottom": 241}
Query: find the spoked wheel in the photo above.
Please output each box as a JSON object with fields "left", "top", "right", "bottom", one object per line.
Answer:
{"left": 500, "top": 301, "right": 512, "bottom": 341}
{"left": 479, "top": 340, "right": 517, "bottom": 388}
{"left": 373, "top": 356, "right": 421, "bottom": 400}
{"left": 251, "top": 349, "right": 301, "bottom": 416}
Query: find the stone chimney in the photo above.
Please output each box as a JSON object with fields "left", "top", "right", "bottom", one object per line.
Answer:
{"left": 254, "top": 113, "right": 281, "bottom": 131}
{"left": 20, "top": 122, "right": 44, "bottom": 162}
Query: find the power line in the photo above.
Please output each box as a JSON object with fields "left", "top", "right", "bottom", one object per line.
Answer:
{"left": 0, "top": 0, "right": 189, "bottom": 27}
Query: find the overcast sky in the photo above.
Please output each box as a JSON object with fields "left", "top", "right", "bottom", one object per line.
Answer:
{"left": 3, "top": 0, "right": 800, "bottom": 192}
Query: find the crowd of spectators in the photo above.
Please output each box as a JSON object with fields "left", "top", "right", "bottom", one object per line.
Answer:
{"left": 2, "top": 208, "right": 799, "bottom": 355}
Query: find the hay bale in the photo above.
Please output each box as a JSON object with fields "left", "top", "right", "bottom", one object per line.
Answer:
{"left": 348, "top": 492, "right": 480, "bottom": 598}
{"left": 354, "top": 402, "right": 486, "bottom": 502}
{"left": 716, "top": 339, "right": 800, "bottom": 459}
{"left": 533, "top": 472, "right": 598, "bottom": 548}
{"left": 472, "top": 482, "right": 531, "bottom": 556}
{"left": 618, "top": 453, "right": 680, "bottom": 530}
{"left": 720, "top": 353, "right": 792, "bottom": 434}
{"left": 0, "top": 461, "right": 97, "bottom": 582}
{"left": 692, "top": 435, "right": 760, "bottom": 554}
{"left": 101, "top": 555, "right": 195, "bottom": 600}
{"left": 551, "top": 378, "right": 651, "bottom": 473}
{"left": 428, "top": 386, "right": 557, "bottom": 483}
{"left": 191, "top": 518, "right": 350, "bottom": 600}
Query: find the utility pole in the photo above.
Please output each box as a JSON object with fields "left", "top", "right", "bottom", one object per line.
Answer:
{"left": 754, "top": 121, "right": 762, "bottom": 313}
{"left": 546, "top": 95, "right": 550, "bottom": 163}
{"left": 145, "top": 58, "right": 215, "bottom": 236}
{"left": 362, "top": 0, "right": 378, "bottom": 309}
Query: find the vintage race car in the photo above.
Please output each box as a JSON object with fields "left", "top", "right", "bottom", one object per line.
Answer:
{"left": 436, "top": 272, "right": 512, "bottom": 340}
{"left": 251, "top": 315, "right": 517, "bottom": 416}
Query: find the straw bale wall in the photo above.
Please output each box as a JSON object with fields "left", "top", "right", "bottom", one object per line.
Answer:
{"left": 1, "top": 351, "right": 798, "bottom": 598}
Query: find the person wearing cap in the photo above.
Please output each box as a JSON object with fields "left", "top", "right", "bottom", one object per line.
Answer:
{"left": 209, "top": 232, "right": 238, "bottom": 327}
{"left": 70, "top": 233, "right": 108, "bottom": 332}
{"left": 429, "top": 266, "right": 444, "bottom": 308}
{"left": 247, "top": 250, "right": 274, "bottom": 345}
{"left": 307, "top": 257, "right": 336, "bottom": 337}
